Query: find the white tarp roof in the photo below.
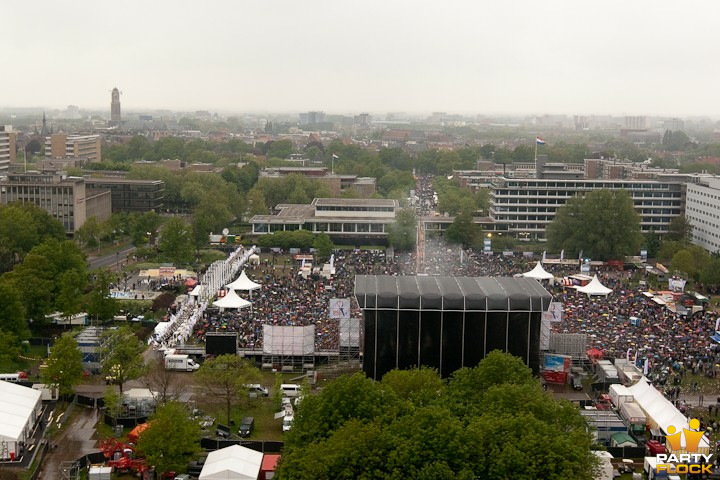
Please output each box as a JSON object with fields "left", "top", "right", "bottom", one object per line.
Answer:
{"left": 626, "top": 379, "right": 709, "bottom": 451}
{"left": 522, "top": 261, "right": 554, "bottom": 280}
{"left": 0, "top": 381, "right": 42, "bottom": 443}
{"left": 575, "top": 275, "right": 613, "bottom": 296}
{"left": 154, "top": 322, "right": 171, "bottom": 336}
{"left": 226, "top": 270, "right": 261, "bottom": 291}
{"left": 189, "top": 285, "right": 204, "bottom": 297}
{"left": 199, "top": 444, "right": 263, "bottom": 480}
{"left": 213, "top": 289, "right": 252, "bottom": 310}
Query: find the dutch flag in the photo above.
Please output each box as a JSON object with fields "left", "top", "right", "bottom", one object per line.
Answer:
{"left": 536, "top": 137, "right": 546, "bottom": 145}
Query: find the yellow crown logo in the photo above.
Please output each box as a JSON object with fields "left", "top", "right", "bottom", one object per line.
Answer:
{"left": 666, "top": 418, "right": 705, "bottom": 453}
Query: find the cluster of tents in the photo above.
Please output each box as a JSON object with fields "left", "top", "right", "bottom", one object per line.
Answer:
{"left": 212, "top": 271, "right": 261, "bottom": 310}
{"left": 521, "top": 262, "right": 612, "bottom": 296}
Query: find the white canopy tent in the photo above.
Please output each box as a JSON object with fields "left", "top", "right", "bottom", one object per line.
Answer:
{"left": 248, "top": 254, "right": 260, "bottom": 265}
{"left": 626, "top": 379, "right": 710, "bottom": 453}
{"left": 0, "top": 382, "right": 43, "bottom": 456}
{"left": 575, "top": 275, "right": 613, "bottom": 296}
{"left": 213, "top": 289, "right": 252, "bottom": 310}
{"left": 189, "top": 285, "right": 204, "bottom": 297}
{"left": 522, "top": 261, "right": 554, "bottom": 280}
{"left": 226, "top": 270, "right": 261, "bottom": 292}
{"left": 199, "top": 444, "right": 263, "bottom": 480}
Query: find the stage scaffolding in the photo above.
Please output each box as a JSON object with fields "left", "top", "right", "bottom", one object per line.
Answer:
{"left": 262, "top": 325, "right": 315, "bottom": 370}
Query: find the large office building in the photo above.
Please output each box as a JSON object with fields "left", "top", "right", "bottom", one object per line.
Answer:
{"left": 259, "top": 166, "right": 376, "bottom": 197}
{"left": 45, "top": 134, "right": 102, "bottom": 163}
{"left": 84, "top": 177, "right": 165, "bottom": 213}
{"left": 355, "top": 275, "right": 551, "bottom": 379}
{"left": 0, "top": 172, "right": 111, "bottom": 233}
{"left": 251, "top": 198, "right": 398, "bottom": 245}
{"left": 489, "top": 178, "right": 684, "bottom": 240}
{"left": 0, "top": 125, "right": 17, "bottom": 174}
{"left": 685, "top": 177, "right": 720, "bottom": 254}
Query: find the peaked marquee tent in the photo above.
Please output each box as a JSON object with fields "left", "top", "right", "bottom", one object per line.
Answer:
{"left": 522, "top": 261, "right": 554, "bottom": 280}
{"left": 0, "top": 381, "right": 43, "bottom": 456}
{"left": 199, "top": 444, "right": 264, "bottom": 480}
{"left": 575, "top": 275, "right": 613, "bottom": 296}
{"left": 226, "top": 270, "right": 262, "bottom": 292}
{"left": 213, "top": 289, "right": 252, "bottom": 310}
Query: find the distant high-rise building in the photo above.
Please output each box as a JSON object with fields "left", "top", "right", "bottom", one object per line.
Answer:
{"left": 299, "top": 111, "right": 325, "bottom": 125}
{"left": 0, "top": 125, "right": 17, "bottom": 173}
{"left": 45, "top": 134, "right": 102, "bottom": 163}
{"left": 624, "top": 116, "right": 646, "bottom": 130}
{"left": 110, "top": 87, "right": 121, "bottom": 124}
{"left": 354, "top": 113, "right": 371, "bottom": 126}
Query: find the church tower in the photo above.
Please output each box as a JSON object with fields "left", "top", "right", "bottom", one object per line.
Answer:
{"left": 110, "top": 87, "right": 121, "bottom": 124}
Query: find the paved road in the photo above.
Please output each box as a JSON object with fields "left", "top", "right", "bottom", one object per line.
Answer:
{"left": 88, "top": 246, "right": 136, "bottom": 271}
{"left": 37, "top": 406, "right": 99, "bottom": 480}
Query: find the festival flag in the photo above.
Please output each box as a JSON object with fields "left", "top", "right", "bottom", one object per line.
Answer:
{"left": 626, "top": 348, "right": 631, "bottom": 362}
{"left": 542, "top": 251, "right": 546, "bottom": 262}
{"left": 716, "top": 317, "right": 720, "bottom": 332}
{"left": 332, "top": 154, "right": 339, "bottom": 159}
{"left": 536, "top": 136, "right": 546, "bottom": 145}
{"left": 579, "top": 250, "right": 583, "bottom": 261}
{"left": 560, "top": 250, "right": 564, "bottom": 261}
{"left": 460, "top": 248, "right": 465, "bottom": 264}
{"left": 643, "top": 358, "right": 650, "bottom": 375}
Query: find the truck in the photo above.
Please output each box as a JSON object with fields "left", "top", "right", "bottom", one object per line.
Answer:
{"left": 620, "top": 401, "right": 647, "bottom": 434}
{"left": 164, "top": 354, "right": 200, "bottom": 372}
{"left": 644, "top": 457, "right": 681, "bottom": 480}
{"left": 609, "top": 384, "right": 634, "bottom": 407}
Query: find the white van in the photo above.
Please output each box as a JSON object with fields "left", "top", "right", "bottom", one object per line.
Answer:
{"left": 280, "top": 384, "right": 301, "bottom": 397}
{"left": 245, "top": 384, "right": 269, "bottom": 397}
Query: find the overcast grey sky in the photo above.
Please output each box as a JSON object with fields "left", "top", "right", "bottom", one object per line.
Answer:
{"left": 3, "top": 0, "right": 720, "bottom": 116}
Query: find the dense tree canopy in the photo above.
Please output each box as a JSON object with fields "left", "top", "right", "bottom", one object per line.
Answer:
{"left": 137, "top": 402, "right": 201, "bottom": 475}
{"left": 387, "top": 208, "right": 417, "bottom": 251}
{"left": 546, "top": 189, "right": 643, "bottom": 261}
{"left": 42, "top": 333, "right": 84, "bottom": 397}
{"left": 277, "top": 352, "right": 597, "bottom": 480}
{"left": 101, "top": 326, "right": 146, "bottom": 394}
{"left": 0, "top": 203, "right": 66, "bottom": 273}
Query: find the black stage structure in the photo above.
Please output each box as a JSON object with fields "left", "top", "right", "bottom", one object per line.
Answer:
{"left": 354, "top": 275, "right": 552, "bottom": 380}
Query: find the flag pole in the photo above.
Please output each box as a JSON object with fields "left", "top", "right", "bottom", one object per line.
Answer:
{"left": 534, "top": 138, "right": 538, "bottom": 178}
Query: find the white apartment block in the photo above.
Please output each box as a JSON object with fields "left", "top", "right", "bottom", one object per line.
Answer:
{"left": 685, "top": 177, "right": 720, "bottom": 254}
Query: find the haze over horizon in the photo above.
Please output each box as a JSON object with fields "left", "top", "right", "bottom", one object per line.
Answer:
{"left": 3, "top": 0, "right": 720, "bottom": 118}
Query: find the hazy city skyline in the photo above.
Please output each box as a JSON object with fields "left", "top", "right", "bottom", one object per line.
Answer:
{"left": 3, "top": 0, "right": 720, "bottom": 117}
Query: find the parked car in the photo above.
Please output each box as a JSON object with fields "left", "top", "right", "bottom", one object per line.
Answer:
{"left": 244, "top": 384, "right": 269, "bottom": 397}
{"left": 239, "top": 417, "right": 254, "bottom": 437}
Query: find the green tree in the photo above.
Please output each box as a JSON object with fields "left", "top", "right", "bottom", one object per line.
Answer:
{"left": 546, "top": 190, "right": 643, "bottom": 261}
{"left": 101, "top": 326, "right": 146, "bottom": 394}
{"left": 41, "top": 333, "right": 84, "bottom": 397}
{"left": 700, "top": 257, "right": 720, "bottom": 285}
{"left": 158, "top": 217, "right": 194, "bottom": 264}
{"left": 137, "top": 402, "right": 201, "bottom": 475}
{"left": 195, "top": 354, "right": 261, "bottom": 425}
{"left": 0, "top": 203, "right": 65, "bottom": 272}
{"left": 386, "top": 208, "right": 417, "bottom": 252}
{"left": 0, "top": 330, "right": 21, "bottom": 368}
{"left": 86, "top": 269, "right": 118, "bottom": 323}
{"left": 312, "top": 233, "right": 335, "bottom": 261}
{"left": 144, "top": 356, "right": 186, "bottom": 405}
{"left": 0, "top": 280, "right": 29, "bottom": 340}
{"left": 446, "top": 212, "right": 481, "bottom": 248}
{"left": 277, "top": 353, "right": 597, "bottom": 480}
{"left": 666, "top": 215, "right": 694, "bottom": 244}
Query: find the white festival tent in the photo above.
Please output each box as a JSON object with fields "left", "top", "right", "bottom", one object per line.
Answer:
{"left": 199, "top": 444, "right": 263, "bottom": 480}
{"left": 575, "top": 275, "right": 613, "bottom": 296}
{"left": 0, "top": 381, "right": 43, "bottom": 456}
{"left": 626, "top": 379, "right": 710, "bottom": 453}
{"left": 213, "top": 288, "right": 252, "bottom": 310}
{"left": 522, "top": 261, "right": 554, "bottom": 280}
{"left": 226, "top": 270, "right": 261, "bottom": 292}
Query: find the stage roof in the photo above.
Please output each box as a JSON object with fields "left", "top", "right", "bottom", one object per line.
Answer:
{"left": 354, "top": 275, "right": 551, "bottom": 311}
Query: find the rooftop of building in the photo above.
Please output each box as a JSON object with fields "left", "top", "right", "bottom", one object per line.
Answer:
{"left": 312, "top": 198, "right": 398, "bottom": 207}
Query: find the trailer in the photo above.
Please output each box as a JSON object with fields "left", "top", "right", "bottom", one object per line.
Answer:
{"left": 609, "top": 384, "right": 634, "bottom": 407}
{"left": 620, "top": 402, "right": 647, "bottom": 434}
